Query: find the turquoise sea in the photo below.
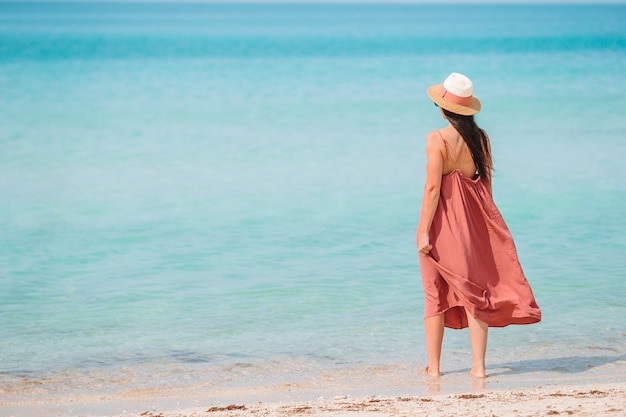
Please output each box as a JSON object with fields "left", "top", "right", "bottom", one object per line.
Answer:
{"left": 1, "top": 2, "right": 625, "bottom": 415}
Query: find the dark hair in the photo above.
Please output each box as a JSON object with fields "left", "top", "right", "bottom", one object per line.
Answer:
{"left": 442, "top": 108, "right": 492, "bottom": 185}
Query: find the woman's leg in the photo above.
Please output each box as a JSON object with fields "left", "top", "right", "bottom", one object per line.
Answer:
{"left": 465, "top": 307, "right": 488, "bottom": 378}
{"left": 423, "top": 313, "right": 444, "bottom": 376}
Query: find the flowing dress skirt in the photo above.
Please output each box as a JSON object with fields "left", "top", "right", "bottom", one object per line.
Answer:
{"left": 418, "top": 170, "right": 541, "bottom": 329}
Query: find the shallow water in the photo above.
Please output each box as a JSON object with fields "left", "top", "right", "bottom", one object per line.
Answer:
{"left": 1, "top": 3, "right": 625, "bottom": 413}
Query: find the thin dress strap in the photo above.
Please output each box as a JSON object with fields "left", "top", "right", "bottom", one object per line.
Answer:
{"left": 437, "top": 130, "right": 454, "bottom": 160}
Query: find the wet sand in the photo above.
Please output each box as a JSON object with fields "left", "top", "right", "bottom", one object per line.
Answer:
{"left": 2, "top": 358, "right": 624, "bottom": 417}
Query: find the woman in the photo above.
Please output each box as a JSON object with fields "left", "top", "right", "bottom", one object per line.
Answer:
{"left": 417, "top": 73, "right": 541, "bottom": 378}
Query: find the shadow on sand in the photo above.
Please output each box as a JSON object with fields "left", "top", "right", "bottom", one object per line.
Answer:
{"left": 452, "top": 353, "right": 626, "bottom": 377}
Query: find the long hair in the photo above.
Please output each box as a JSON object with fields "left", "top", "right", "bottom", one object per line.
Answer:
{"left": 442, "top": 108, "right": 492, "bottom": 185}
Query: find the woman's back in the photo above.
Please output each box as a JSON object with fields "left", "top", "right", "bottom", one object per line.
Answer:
{"left": 437, "top": 125, "right": 477, "bottom": 179}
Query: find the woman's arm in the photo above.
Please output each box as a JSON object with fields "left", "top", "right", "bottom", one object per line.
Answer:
{"left": 417, "top": 132, "right": 445, "bottom": 255}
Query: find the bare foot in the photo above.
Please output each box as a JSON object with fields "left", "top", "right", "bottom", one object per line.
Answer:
{"left": 468, "top": 370, "right": 487, "bottom": 379}
{"left": 420, "top": 367, "right": 441, "bottom": 377}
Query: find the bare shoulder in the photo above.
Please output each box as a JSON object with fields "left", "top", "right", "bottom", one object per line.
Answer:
{"left": 425, "top": 130, "right": 445, "bottom": 152}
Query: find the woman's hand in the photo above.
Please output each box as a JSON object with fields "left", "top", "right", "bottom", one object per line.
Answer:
{"left": 418, "top": 232, "right": 432, "bottom": 255}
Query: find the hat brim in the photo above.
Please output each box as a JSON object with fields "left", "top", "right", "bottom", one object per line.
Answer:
{"left": 427, "top": 84, "right": 481, "bottom": 116}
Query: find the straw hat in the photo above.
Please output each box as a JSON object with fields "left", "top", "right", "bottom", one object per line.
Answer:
{"left": 427, "top": 72, "right": 481, "bottom": 116}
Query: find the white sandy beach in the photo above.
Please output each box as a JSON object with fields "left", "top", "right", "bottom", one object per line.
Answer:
{"left": 136, "top": 384, "right": 624, "bottom": 417}
{"left": 4, "top": 383, "right": 624, "bottom": 417}
{"left": 2, "top": 359, "right": 624, "bottom": 417}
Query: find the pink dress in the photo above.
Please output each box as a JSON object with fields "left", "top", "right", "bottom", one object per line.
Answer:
{"left": 418, "top": 169, "right": 541, "bottom": 329}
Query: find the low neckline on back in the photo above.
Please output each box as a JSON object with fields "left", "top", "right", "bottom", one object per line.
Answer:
{"left": 438, "top": 130, "right": 478, "bottom": 180}
{"left": 443, "top": 168, "right": 480, "bottom": 182}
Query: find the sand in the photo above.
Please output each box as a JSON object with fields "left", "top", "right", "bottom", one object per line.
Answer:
{"left": 2, "top": 358, "right": 625, "bottom": 417}
{"left": 6, "top": 380, "right": 623, "bottom": 417}
{"left": 124, "top": 383, "right": 625, "bottom": 417}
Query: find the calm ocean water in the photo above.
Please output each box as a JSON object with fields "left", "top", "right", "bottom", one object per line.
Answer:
{"left": 1, "top": 2, "right": 625, "bottom": 410}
